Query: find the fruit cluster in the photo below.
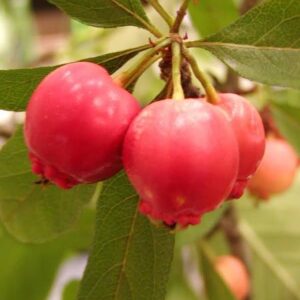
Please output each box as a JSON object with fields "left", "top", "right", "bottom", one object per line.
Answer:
{"left": 24, "top": 62, "right": 265, "bottom": 227}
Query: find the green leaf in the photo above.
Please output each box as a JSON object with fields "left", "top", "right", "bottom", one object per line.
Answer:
{"left": 176, "top": 204, "right": 228, "bottom": 247}
{"left": 0, "top": 227, "right": 65, "bottom": 300}
{"left": 199, "top": 241, "right": 237, "bottom": 300}
{"left": 63, "top": 280, "right": 80, "bottom": 300}
{"left": 197, "top": 0, "right": 300, "bottom": 89}
{"left": 62, "top": 207, "right": 97, "bottom": 250}
{"left": 49, "top": 0, "right": 149, "bottom": 29}
{"left": 239, "top": 221, "right": 300, "bottom": 300}
{"left": 237, "top": 174, "right": 300, "bottom": 299}
{"left": 188, "top": 0, "right": 238, "bottom": 38}
{"left": 0, "top": 128, "right": 97, "bottom": 243}
{"left": 269, "top": 89, "right": 300, "bottom": 155}
{"left": 0, "top": 45, "right": 148, "bottom": 111}
{"left": 78, "top": 172, "right": 175, "bottom": 300}
{"left": 0, "top": 208, "right": 95, "bottom": 300}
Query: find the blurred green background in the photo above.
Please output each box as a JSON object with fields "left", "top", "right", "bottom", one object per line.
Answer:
{"left": 0, "top": 0, "right": 300, "bottom": 300}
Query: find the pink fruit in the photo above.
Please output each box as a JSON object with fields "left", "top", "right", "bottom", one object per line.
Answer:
{"left": 248, "top": 137, "right": 298, "bottom": 199}
{"left": 25, "top": 62, "right": 140, "bottom": 189}
{"left": 216, "top": 94, "right": 265, "bottom": 199}
{"left": 215, "top": 255, "right": 250, "bottom": 300}
{"left": 123, "top": 99, "right": 239, "bottom": 227}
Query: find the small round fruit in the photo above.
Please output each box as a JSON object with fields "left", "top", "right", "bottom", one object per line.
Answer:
{"left": 25, "top": 62, "right": 140, "bottom": 189}
{"left": 215, "top": 255, "right": 250, "bottom": 300}
{"left": 216, "top": 94, "right": 265, "bottom": 199}
{"left": 123, "top": 99, "right": 239, "bottom": 227}
{"left": 248, "top": 137, "right": 298, "bottom": 199}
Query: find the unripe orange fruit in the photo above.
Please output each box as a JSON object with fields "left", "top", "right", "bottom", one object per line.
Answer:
{"left": 215, "top": 255, "right": 250, "bottom": 300}
{"left": 248, "top": 137, "right": 298, "bottom": 199}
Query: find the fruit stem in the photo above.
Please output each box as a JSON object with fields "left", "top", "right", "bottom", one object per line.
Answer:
{"left": 148, "top": 0, "right": 174, "bottom": 28}
{"left": 171, "top": 0, "right": 191, "bottom": 33}
{"left": 182, "top": 47, "right": 219, "bottom": 104}
{"left": 171, "top": 42, "right": 184, "bottom": 100}
{"left": 126, "top": 54, "right": 162, "bottom": 88}
{"left": 113, "top": 38, "right": 171, "bottom": 88}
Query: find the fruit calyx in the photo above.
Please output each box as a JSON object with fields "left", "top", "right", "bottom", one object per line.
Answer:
{"left": 30, "top": 152, "right": 79, "bottom": 189}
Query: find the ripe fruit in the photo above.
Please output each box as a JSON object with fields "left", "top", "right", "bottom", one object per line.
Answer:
{"left": 123, "top": 99, "right": 239, "bottom": 227}
{"left": 216, "top": 94, "right": 265, "bottom": 199}
{"left": 215, "top": 255, "right": 250, "bottom": 300}
{"left": 248, "top": 137, "right": 298, "bottom": 199}
{"left": 25, "top": 62, "right": 140, "bottom": 189}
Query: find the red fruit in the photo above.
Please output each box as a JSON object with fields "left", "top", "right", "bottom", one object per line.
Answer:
{"left": 25, "top": 62, "right": 140, "bottom": 189}
{"left": 215, "top": 255, "right": 250, "bottom": 300}
{"left": 123, "top": 99, "right": 239, "bottom": 227}
{"left": 248, "top": 137, "right": 298, "bottom": 199}
{"left": 216, "top": 94, "right": 265, "bottom": 199}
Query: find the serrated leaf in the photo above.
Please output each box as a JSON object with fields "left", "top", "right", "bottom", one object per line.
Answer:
{"left": 197, "top": 0, "right": 300, "bottom": 89}
{"left": 0, "top": 45, "right": 148, "bottom": 111}
{"left": 78, "top": 172, "right": 175, "bottom": 300}
{"left": 269, "top": 89, "right": 300, "bottom": 155}
{"left": 237, "top": 174, "right": 300, "bottom": 299}
{"left": 0, "top": 128, "right": 97, "bottom": 243}
{"left": 199, "top": 241, "right": 237, "bottom": 300}
{"left": 49, "top": 0, "right": 149, "bottom": 29}
{"left": 0, "top": 208, "right": 95, "bottom": 300}
{"left": 188, "top": 0, "right": 238, "bottom": 38}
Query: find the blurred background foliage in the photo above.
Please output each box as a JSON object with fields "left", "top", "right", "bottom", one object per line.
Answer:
{"left": 0, "top": 0, "right": 299, "bottom": 299}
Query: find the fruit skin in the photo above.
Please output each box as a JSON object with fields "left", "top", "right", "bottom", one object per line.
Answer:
{"left": 123, "top": 99, "right": 239, "bottom": 227}
{"left": 25, "top": 62, "right": 141, "bottom": 189}
{"left": 216, "top": 94, "right": 265, "bottom": 199}
{"left": 248, "top": 137, "right": 298, "bottom": 199}
{"left": 215, "top": 255, "right": 250, "bottom": 300}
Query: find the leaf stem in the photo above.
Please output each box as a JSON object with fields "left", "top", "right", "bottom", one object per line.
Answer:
{"left": 111, "top": 0, "right": 163, "bottom": 38}
{"left": 171, "top": 0, "right": 191, "bottom": 33}
{"left": 113, "top": 38, "right": 171, "bottom": 88}
{"left": 172, "top": 42, "right": 184, "bottom": 100}
{"left": 182, "top": 47, "right": 219, "bottom": 104}
{"left": 148, "top": 0, "right": 174, "bottom": 28}
{"left": 144, "top": 21, "right": 164, "bottom": 38}
{"left": 185, "top": 40, "right": 202, "bottom": 48}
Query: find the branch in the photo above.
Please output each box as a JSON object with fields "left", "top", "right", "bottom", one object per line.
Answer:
{"left": 171, "top": 0, "right": 191, "bottom": 33}
{"left": 240, "top": 0, "right": 260, "bottom": 14}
